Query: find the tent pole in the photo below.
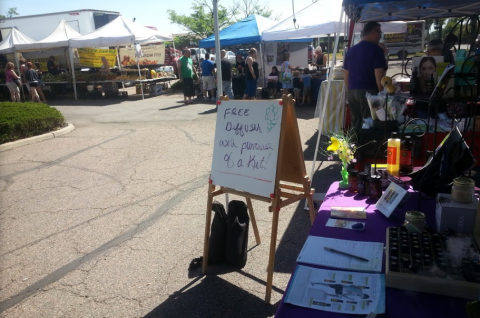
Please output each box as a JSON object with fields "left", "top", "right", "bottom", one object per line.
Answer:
{"left": 69, "top": 48, "right": 77, "bottom": 100}
{"left": 116, "top": 47, "right": 125, "bottom": 91}
{"left": 307, "top": 8, "right": 345, "bottom": 207}
{"left": 135, "top": 43, "right": 144, "bottom": 100}
{"left": 260, "top": 42, "right": 266, "bottom": 89}
{"left": 213, "top": 0, "right": 222, "bottom": 102}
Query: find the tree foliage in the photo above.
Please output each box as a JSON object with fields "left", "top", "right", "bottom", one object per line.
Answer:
{"left": 167, "top": 0, "right": 233, "bottom": 47}
{"left": 0, "top": 7, "right": 19, "bottom": 19}
{"left": 230, "top": 0, "right": 279, "bottom": 21}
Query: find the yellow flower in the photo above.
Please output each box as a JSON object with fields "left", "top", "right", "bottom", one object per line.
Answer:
{"left": 327, "top": 137, "right": 340, "bottom": 152}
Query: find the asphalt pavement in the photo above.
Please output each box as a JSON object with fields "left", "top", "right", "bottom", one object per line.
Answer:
{"left": 0, "top": 89, "right": 340, "bottom": 318}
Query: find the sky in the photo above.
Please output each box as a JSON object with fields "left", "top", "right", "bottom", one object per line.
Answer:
{"left": 0, "top": 0, "right": 342, "bottom": 35}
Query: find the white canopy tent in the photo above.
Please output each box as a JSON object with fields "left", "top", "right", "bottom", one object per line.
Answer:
{"left": 0, "top": 28, "right": 36, "bottom": 101}
{"left": 15, "top": 20, "right": 81, "bottom": 51}
{"left": 69, "top": 16, "right": 173, "bottom": 99}
{"left": 12, "top": 20, "right": 82, "bottom": 100}
{"left": 69, "top": 16, "right": 172, "bottom": 48}
{"left": 262, "top": 1, "right": 345, "bottom": 41}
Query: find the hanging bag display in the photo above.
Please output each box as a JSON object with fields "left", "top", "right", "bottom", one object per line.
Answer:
{"left": 225, "top": 200, "right": 250, "bottom": 268}
{"left": 280, "top": 61, "right": 292, "bottom": 84}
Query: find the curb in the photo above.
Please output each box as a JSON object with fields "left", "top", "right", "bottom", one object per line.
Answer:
{"left": 0, "top": 123, "right": 76, "bottom": 152}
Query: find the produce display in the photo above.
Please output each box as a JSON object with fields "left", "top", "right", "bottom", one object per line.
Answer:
{"left": 39, "top": 68, "right": 175, "bottom": 83}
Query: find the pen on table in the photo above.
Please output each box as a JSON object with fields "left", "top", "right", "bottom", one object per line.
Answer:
{"left": 324, "top": 247, "right": 370, "bottom": 262}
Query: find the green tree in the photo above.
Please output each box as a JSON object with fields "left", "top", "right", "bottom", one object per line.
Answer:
{"left": 167, "top": 0, "right": 233, "bottom": 47}
{"left": 230, "top": 0, "right": 280, "bottom": 21}
{"left": 0, "top": 7, "right": 19, "bottom": 19}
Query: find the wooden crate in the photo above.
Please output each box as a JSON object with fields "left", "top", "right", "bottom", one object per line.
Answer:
{"left": 385, "top": 203, "right": 480, "bottom": 299}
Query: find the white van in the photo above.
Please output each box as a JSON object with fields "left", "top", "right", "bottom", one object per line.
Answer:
{"left": 190, "top": 48, "right": 206, "bottom": 63}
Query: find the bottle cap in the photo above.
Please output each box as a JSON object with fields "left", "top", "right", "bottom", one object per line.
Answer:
{"left": 391, "top": 132, "right": 399, "bottom": 138}
{"left": 348, "top": 169, "right": 359, "bottom": 176}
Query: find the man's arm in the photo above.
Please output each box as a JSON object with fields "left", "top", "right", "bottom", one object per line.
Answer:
{"left": 343, "top": 69, "right": 349, "bottom": 90}
{"left": 374, "top": 67, "right": 386, "bottom": 92}
{"left": 247, "top": 57, "right": 255, "bottom": 79}
{"left": 177, "top": 60, "right": 183, "bottom": 82}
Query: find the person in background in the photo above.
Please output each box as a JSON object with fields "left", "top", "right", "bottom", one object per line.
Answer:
{"left": 243, "top": 48, "right": 259, "bottom": 100}
{"left": 301, "top": 67, "right": 312, "bottom": 105}
{"left": 292, "top": 70, "right": 302, "bottom": 105}
{"left": 24, "top": 62, "right": 41, "bottom": 102}
{"left": 343, "top": 21, "right": 387, "bottom": 142}
{"left": 280, "top": 52, "right": 300, "bottom": 94}
{"left": 20, "top": 58, "right": 34, "bottom": 102}
{"left": 418, "top": 56, "right": 437, "bottom": 93}
{"left": 201, "top": 52, "right": 216, "bottom": 102}
{"left": 100, "top": 56, "right": 110, "bottom": 73}
{"left": 220, "top": 50, "right": 234, "bottom": 100}
{"left": 267, "top": 66, "right": 282, "bottom": 98}
{"left": 443, "top": 33, "right": 458, "bottom": 64}
{"left": 177, "top": 49, "right": 196, "bottom": 105}
{"left": 426, "top": 39, "right": 443, "bottom": 56}
{"left": 47, "top": 56, "right": 60, "bottom": 75}
{"left": 33, "top": 62, "right": 47, "bottom": 103}
{"left": 312, "top": 46, "right": 327, "bottom": 70}
{"left": 235, "top": 55, "right": 245, "bottom": 74}
{"left": 5, "top": 62, "right": 21, "bottom": 102}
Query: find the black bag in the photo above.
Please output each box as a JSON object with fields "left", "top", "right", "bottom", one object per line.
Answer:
{"left": 208, "top": 201, "right": 228, "bottom": 264}
{"left": 261, "top": 87, "right": 269, "bottom": 99}
{"left": 14, "top": 78, "right": 21, "bottom": 87}
{"left": 225, "top": 200, "right": 249, "bottom": 268}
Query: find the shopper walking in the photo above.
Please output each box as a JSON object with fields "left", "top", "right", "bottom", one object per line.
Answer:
{"left": 24, "top": 62, "right": 41, "bottom": 103}
{"left": 177, "top": 49, "right": 196, "bottom": 105}
{"left": 343, "top": 21, "right": 387, "bottom": 142}
{"left": 220, "top": 50, "right": 234, "bottom": 100}
{"left": 5, "top": 62, "right": 21, "bottom": 102}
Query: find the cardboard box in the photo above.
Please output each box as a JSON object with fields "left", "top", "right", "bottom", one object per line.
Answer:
{"left": 436, "top": 193, "right": 478, "bottom": 234}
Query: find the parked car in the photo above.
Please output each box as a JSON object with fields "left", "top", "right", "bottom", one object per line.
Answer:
{"left": 225, "top": 51, "right": 236, "bottom": 64}
{"left": 189, "top": 48, "right": 207, "bottom": 64}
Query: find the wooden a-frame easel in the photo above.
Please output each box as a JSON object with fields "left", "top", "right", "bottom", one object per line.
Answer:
{"left": 202, "top": 94, "right": 315, "bottom": 303}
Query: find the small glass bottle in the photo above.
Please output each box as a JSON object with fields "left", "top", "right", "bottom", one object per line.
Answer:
{"left": 425, "top": 74, "right": 435, "bottom": 94}
{"left": 369, "top": 175, "right": 382, "bottom": 200}
{"left": 451, "top": 177, "right": 475, "bottom": 203}
{"left": 403, "top": 211, "right": 426, "bottom": 234}
{"left": 357, "top": 172, "right": 369, "bottom": 196}
{"left": 409, "top": 67, "right": 419, "bottom": 94}
{"left": 348, "top": 169, "right": 359, "bottom": 192}
{"left": 400, "top": 136, "right": 415, "bottom": 175}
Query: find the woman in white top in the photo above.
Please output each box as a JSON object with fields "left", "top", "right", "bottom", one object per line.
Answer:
{"left": 5, "top": 62, "right": 20, "bottom": 102}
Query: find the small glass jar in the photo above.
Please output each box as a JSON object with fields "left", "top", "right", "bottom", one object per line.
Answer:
{"left": 357, "top": 172, "right": 369, "bottom": 196}
{"left": 403, "top": 211, "right": 426, "bottom": 234}
{"left": 348, "top": 169, "right": 359, "bottom": 192}
{"left": 451, "top": 177, "right": 475, "bottom": 203}
{"left": 369, "top": 175, "right": 382, "bottom": 200}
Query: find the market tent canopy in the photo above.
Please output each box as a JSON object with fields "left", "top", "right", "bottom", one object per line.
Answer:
{"left": 343, "top": 0, "right": 480, "bottom": 22}
{"left": 69, "top": 15, "right": 172, "bottom": 48}
{"left": 262, "top": 0, "right": 344, "bottom": 41}
{"left": 15, "top": 20, "right": 81, "bottom": 51}
{"left": 199, "top": 15, "right": 277, "bottom": 48}
{"left": 0, "top": 28, "right": 35, "bottom": 54}
{"left": 353, "top": 21, "right": 407, "bottom": 33}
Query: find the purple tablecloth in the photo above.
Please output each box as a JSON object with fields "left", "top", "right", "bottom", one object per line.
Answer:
{"left": 275, "top": 182, "right": 470, "bottom": 318}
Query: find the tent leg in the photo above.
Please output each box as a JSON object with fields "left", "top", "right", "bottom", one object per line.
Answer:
{"left": 69, "top": 48, "right": 77, "bottom": 100}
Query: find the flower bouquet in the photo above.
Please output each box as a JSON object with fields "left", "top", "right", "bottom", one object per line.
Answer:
{"left": 323, "top": 129, "right": 358, "bottom": 189}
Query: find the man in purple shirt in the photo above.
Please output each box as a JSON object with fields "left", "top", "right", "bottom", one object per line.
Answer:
{"left": 344, "top": 21, "right": 387, "bottom": 141}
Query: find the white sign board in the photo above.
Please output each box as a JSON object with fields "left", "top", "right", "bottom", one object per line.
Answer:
{"left": 211, "top": 101, "right": 283, "bottom": 197}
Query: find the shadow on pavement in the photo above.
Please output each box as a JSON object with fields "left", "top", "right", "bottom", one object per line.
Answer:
{"left": 143, "top": 275, "right": 277, "bottom": 318}
{"left": 199, "top": 108, "right": 218, "bottom": 115}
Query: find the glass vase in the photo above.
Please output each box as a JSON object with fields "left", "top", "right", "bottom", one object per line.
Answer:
{"left": 339, "top": 163, "right": 349, "bottom": 189}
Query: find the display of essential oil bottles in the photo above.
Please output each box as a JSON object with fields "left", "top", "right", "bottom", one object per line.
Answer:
{"left": 400, "top": 136, "right": 415, "bottom": 174}
{"left": 410, "top": 67, "right": 419, "bottom": 93}
{"left": 387, "top": 132, "right": 401, "bottom": 176}
{"left": 425, "top": 74, "right": 435, "bottom": 94}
